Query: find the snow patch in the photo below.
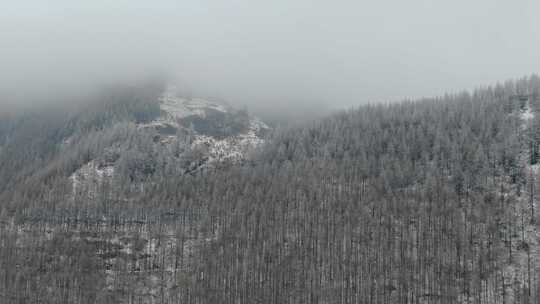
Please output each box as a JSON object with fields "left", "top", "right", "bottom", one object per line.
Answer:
{"left": 521, "top": 107, "right": 534, "bottom": 122}
{"left": 147, "top": 87, "right": 269, "bottom": 167}
{"left": 519, "top": 104, "right": 535, "bottom": 131}
{"left": 158, "top": 87, "right": 229, "bottom": 121}
{"left": 191, "top": 117, "right": 267, "bottom": 166}
{"left": 70, "top": 160, "right": 114, "bottom": 199}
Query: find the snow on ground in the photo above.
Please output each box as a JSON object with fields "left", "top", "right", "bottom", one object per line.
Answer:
{"left": 148, "top": 87, "right": 269, "bottom": 166}
{"left": 70, "top": 160, "right": 114, "bottom": 199}
{"left": 190, "top": 114, "right": 268, "bottom": 165}
{"left": 71, "top": 87, "right": 269, "bottom": 195}
{"left": 500, "top": 99, "right": 540, "bottom": 303}
{"left": 158, "top": 86, "right": 229, "bottom": 120}
{"left": 521, "top": 106, "right": 534, "bottom": 122}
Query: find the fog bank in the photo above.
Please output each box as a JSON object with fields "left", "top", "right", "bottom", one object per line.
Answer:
{"left": 2, "top": 1, "right": 540, "bottom": 110}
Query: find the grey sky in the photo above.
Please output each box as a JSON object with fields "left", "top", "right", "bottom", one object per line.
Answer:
{"left": 2, "top": 0, "right": 540, "bottom": 109}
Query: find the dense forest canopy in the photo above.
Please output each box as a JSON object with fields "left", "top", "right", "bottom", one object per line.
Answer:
{"left": 1, "top": 76, "right": 540, "bottom": 303}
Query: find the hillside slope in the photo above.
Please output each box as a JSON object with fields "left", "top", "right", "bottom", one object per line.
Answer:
{"left": 2, "top": 77, "right": 540, "bottom": 303}
{"left": 68, "top": 85, "right": 269, "bottom": 200}
{"left": 0, "top": 83, "right": 269, "bottom": 206}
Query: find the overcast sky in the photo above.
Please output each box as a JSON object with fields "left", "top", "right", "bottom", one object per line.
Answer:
{"left": 2, "top": 0, "right": 540, "bottom": 109}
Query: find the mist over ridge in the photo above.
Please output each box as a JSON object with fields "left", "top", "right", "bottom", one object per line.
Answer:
{"left": 2, "top": 0, "right": 540, "bottom": 114}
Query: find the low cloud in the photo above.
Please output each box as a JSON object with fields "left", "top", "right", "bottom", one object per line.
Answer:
{"left": 2, "top": 1, "right": 540, "bottom": 111}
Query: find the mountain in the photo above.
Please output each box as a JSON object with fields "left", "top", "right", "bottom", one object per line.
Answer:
{"left": 68, "top": 85, "right": 269, "bottom": 200}
{"left": 2, "top": 76, "right": 540, "bottom": 303}
{"left": 0, "top": 83, "right": 269, "bottom": 204}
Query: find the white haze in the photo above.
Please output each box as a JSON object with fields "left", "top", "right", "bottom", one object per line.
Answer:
{"left": 1, "top": 0, "right": 540, "bottom": 112}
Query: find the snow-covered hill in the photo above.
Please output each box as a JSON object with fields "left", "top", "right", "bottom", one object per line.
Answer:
{"left": 69, "top": 86, "right": 270, "bottom": 197}
{"left": 141, "top": 86, "right": 269, "bottom": 162}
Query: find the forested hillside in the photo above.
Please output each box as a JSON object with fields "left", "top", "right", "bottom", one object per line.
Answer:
{"left": 1, "top": 76, "right": 540, "bottom": 303}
